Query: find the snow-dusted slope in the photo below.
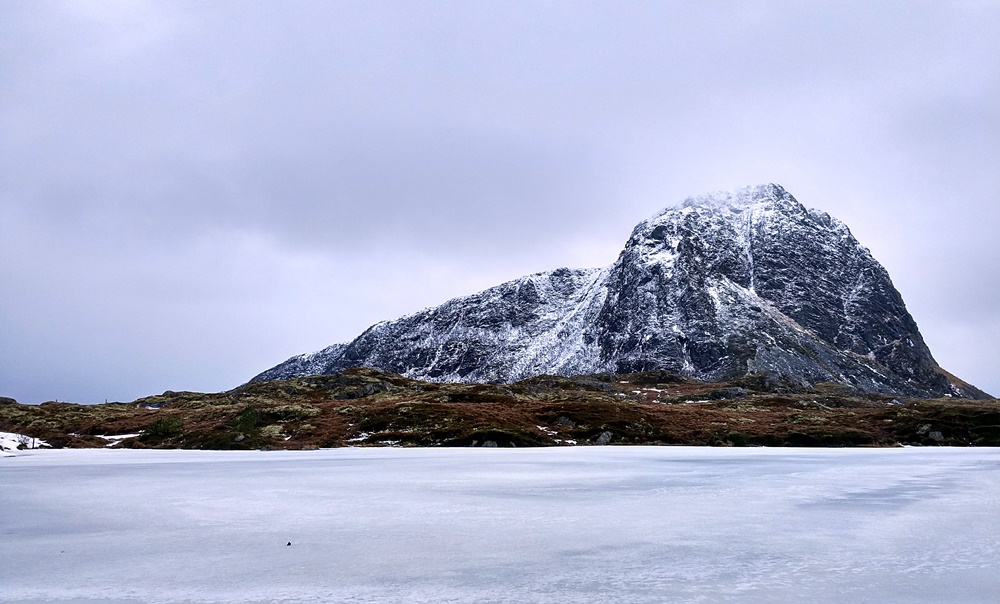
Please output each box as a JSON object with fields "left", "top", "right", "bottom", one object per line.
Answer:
{"left": 251, "top": 184, "right": 986, "bottom": 398}
{"left": 256, "top": 267, "right": 610, "bottom": 384}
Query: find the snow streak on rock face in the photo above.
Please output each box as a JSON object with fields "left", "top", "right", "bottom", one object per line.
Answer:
{"left": 252, "top": 184, "right": 986, "bottom": 398}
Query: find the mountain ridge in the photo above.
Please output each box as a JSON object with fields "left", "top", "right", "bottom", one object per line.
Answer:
{"left": 252, "top": 184, "right": 989, "bottom": 399}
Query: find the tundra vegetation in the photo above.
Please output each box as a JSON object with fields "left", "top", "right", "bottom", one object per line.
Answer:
{"left": 2, "top": 368, "right": 998, "bottom": 450}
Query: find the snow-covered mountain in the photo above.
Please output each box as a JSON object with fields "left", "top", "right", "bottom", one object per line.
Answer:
{"left": 251, "top": 184, "right": 987, "bottom": 398}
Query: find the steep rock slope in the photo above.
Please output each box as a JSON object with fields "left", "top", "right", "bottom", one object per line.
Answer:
{"left": 252, "top": 184, "right": 987, "bottom": 398}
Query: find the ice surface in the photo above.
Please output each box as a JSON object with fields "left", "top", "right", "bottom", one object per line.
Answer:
{"left": 3, "top": 447, "right": 1000, "bottom": 603}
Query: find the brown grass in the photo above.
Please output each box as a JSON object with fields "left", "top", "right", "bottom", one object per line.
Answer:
{"left": 2, "top": 368, "right": 998, "bottom": 449}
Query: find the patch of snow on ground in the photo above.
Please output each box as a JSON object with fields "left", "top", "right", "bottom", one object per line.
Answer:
{"left": 0, "top": 431, "right": 50, "bottom": 454}
{"left": 95, "top": 434, "right": 141, "bottom": 447}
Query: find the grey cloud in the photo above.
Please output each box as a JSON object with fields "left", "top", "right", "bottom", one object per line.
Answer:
{"left": 2, "top": 1, "right": 998, "bottom": 403}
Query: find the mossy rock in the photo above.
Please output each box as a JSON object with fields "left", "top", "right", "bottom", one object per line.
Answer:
{"left": 260, "top": 424, "right": 284, "bottom": 438}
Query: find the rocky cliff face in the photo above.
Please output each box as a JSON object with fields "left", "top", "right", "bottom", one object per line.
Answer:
{"left": 252, "top": 184, "right": 988, "bottom": 398}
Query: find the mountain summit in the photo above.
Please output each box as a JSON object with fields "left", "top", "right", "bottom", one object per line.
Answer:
{"left": 252, "top": 184, "right": 987, "bottom": 398}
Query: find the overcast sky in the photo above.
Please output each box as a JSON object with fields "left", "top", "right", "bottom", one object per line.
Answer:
{"left": 2, "top": 0, "right": 998, "bottom": 404}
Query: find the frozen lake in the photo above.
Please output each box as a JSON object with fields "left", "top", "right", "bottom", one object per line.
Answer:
{"left": 3, "top": 446, "right": 999, "bottom": 603}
